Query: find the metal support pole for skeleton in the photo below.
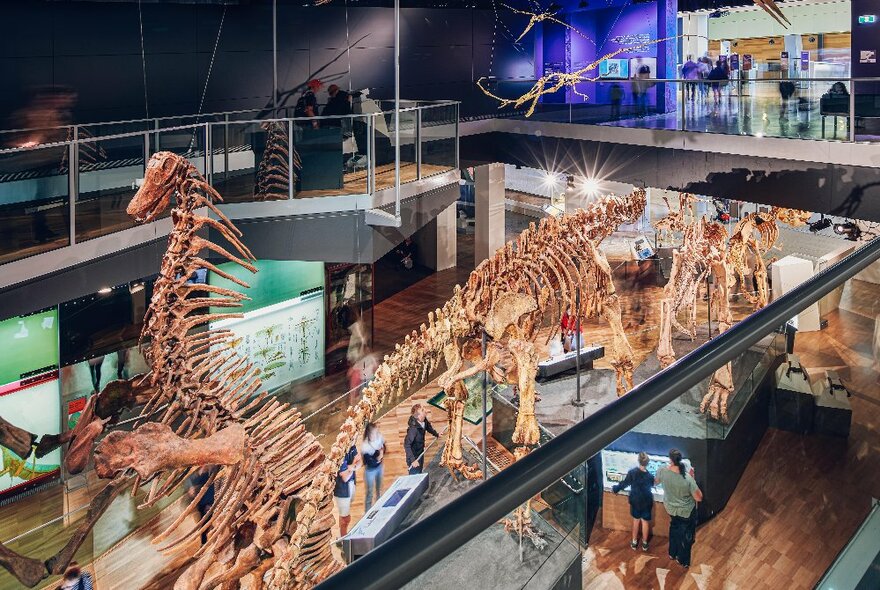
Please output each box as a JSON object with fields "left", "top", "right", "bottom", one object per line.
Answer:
{"left": 393, "top": 0, "right": 401, "bottom": 220}
{"left": 572, "top": 287, "right": 586, "bottom": 407}
{"left": 481, "top": 330, "right": 488, "bottom": 481}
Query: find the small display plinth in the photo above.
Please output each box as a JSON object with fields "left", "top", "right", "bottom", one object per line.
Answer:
{"left": 770, "top": 387, "right": 815, "bottom": 434}
{"left": 537, "top": 345, "right": 605, "bottom": 381}
{"left": 602, "top": 492, "right": 670, "bottom": 538}
{"left": 342, "top": 473, "right": 429, "bottom": 562}
{"left": 814, "top": 391, "right": 852, "bottom": 438}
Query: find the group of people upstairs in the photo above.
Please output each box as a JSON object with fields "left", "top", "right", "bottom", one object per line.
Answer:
{"left": 613, "top": 448, "right": 703, "bottom": 568}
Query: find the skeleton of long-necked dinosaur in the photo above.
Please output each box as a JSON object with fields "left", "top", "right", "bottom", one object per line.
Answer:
{"left": 2, "top": 180, "right": 645, "bottom": 588}
{"left": 269, "top": 188, "right": 647, "bottom": 585}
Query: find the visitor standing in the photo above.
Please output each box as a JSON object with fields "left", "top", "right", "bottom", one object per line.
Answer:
{"left": 59, "top": 564, "right": 93, "bottom": 590}
{"left": 631, "top": 57, "right": 651, "bottom": 117}
{"left": 656, "top": 449, "right": 702, "bottom": 568}
{"left": 294, "top": 80, "right": 322, "bottom": 129}
{"left": 334, "top": 444, "right": 361, "bottom": 536}
{"left": 707, "top": 61, "right": 728, "bottom": 105}
{"left": 612, "top": 451, "right": 655, "bottom": 551}
{"left": 404, "top": 403, "right": 440, "bottom": 474}
{"left": 322, "top": 84, "right": 352, "bottom": 128}
{"left": 186, "top": 465, "right": 216, "bottom": 544}
{"left": 361, "top": 422, "right": 386, "bottom": 510}
{"left": 697, "top": 57, "right": 711, "bottom": 101}
{"left": 609, "top": 82, "right": 624, "bottom": 120}
{"left": 681, "top": 56, "right": 699, "bottom": 101}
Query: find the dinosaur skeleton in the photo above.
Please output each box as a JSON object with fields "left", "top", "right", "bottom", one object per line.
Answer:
{"left": 0, "top": 153, "right": 339, "bottom": 590}
{"left": 270, "top": 188, "right": 646, "bottom": 585}
{"left": 656, "top": 198, "right": 810, "bottom": 421}
{"left": 728, "top": 206, "right": 811, "bottom": 310}
{"left": 3, "top": 183, "right": 644, "bottom": 587}
{"left": 255, "top": 121, "right": 301, "bottom": 201}
{"left": 654, "top": 194, "right": 735, "bottom": 420}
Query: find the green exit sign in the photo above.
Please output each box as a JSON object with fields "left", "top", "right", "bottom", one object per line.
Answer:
{"left": 858, "top": 15, "right": 877, "bottom": 23}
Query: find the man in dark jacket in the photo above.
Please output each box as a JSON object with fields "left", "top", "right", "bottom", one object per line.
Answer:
{"left": 322, "top": 84, "right": 352, "bottom": 127}
{"left": 404, "top": 403, "right": 439, "bottom": 474}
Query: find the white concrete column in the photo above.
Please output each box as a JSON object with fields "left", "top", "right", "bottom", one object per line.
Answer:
{"left": 682, "top": 14, "right": 708, "bottom": 60}
{"left": 474, "top": 163, "right": 505, "bottom": 265}
{"left": 435, "top": 202, "right": 457, "bottom": 271}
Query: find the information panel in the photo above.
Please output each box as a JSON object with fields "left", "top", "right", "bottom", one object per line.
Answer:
{"left": 211, "top": 291, "right": 325, "bottom": 391}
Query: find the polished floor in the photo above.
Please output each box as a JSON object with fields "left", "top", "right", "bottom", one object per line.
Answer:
{"left": 525, "top": 93, "right": 880, "bottom": 142}
{"left": 583, "top": 279, "right": 880, "bottom": 590}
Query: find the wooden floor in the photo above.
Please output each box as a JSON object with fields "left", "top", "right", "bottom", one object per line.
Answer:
{"left": 584, "top": 279, "right": 880, "bottom": 590}
{"left": 3, "top": 228, "right": 876, "bottom": 589}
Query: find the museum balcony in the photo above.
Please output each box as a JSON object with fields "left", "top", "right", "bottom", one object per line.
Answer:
{"left": 0, "top": 100, "right": 460, "bottom": 289}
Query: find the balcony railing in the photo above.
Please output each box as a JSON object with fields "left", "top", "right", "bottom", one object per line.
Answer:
{"left": 0, "top": 100, "right": 459, "bottom": 266}
{"left": 471, "top": 76, "right": 880, "bottom": 143}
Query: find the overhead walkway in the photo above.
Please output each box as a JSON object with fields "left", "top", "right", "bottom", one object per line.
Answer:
{"left": 0, "top": 101, "right": 460, "bottom": 290}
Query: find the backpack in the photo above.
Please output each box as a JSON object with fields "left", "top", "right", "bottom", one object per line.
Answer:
{"left": 294, "top": 91, "right": 316, "bottom": 118}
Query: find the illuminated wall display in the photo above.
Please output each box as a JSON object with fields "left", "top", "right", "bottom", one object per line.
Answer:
{"left": 210, "top": 292, "right": 326, "bottom": 391}
{"left": 0, "top": 309, "right": 61, "bottom": 500}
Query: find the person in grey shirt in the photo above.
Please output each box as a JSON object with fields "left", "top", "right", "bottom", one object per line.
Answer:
{"left": 656, "top": 449, "right": 703, "bottom": 567}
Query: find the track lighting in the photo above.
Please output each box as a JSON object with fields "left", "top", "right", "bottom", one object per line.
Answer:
{"left": 834, "top": 221, "right": 862, "bottom": 240}
{"left": 809, "top": 216, "right": 832, "bottom": 233}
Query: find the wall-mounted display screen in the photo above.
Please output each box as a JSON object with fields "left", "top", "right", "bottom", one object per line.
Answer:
{"left": 60, "top": 344, "right": 149, "bottom": 400}
{"left": 0, "top": 308, "right": 59, "bottom": 389}
{"left": 599, "top": 59, "right": 630, "bottom": 79}
{"left": 59, "top": 279, "right": 153, "bottom": 366}
{"left": 0, "top": 308, "right": 62, "bottom": 500}
{"left": 0, "top": 376, "right": 61, "bottom": 500}
{"left": 208, "top": 260, "right": 324, "bottom": 315}
{"left": 601, "top": 449, "right": 689, "bottom": 500}
{"left": 210, "top": 291, "right": 325, "bottom": 391}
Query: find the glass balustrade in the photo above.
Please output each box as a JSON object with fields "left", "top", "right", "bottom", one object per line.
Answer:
{"left": 0, "top": 102, "right": 459, "bottom": 265}
{"left": 478, "top": 77, "right": 880, "bottom": 143}
{"left": 0, "top": 144, "right": 70, "bottom": 264}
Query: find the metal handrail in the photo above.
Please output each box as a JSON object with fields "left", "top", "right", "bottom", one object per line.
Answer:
{"left": 314, "top": 236, "right": 880, "bottom": 590}
{"left": 484, "top": 76, "right": 880, "bottom": 84}
{"left": 0, "top": 100, "right": 460, "bottom": 138}
{"left": 0, "top": 101, "right": 459, "bottom": 156}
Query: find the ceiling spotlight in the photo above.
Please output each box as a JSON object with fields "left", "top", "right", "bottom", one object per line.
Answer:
{"left": 98, "top": 287, "right": 112, "bottom": 295}
{"left": 834, "top": 221, "right": 862, "bottom": 240}
{"left": 129, "top": 282, "right": 145, "bottom": 294}
{"left": 579, "top": 177, "right": 601, "bottom": 195}
{"left": 809, "top": 216, "right": 832, "bottom": 233}
{"left": 542, "top": 171, "right": 561, "bottom": 187}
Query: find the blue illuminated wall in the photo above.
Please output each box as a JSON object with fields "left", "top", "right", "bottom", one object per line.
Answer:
{"left": 536, "top": 0, "right": 677, "bottom": 112}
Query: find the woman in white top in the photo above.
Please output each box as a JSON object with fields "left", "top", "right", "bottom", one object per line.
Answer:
{"left": 361, "top": 422, "right": 387, "bottom": 511}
